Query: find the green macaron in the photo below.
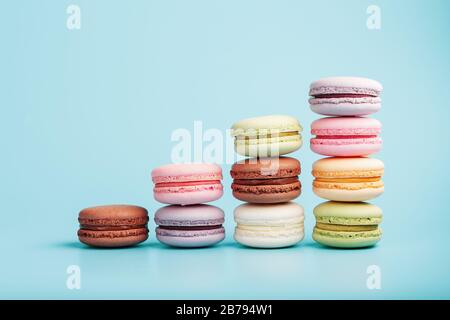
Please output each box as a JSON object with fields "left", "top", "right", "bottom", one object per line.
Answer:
{"left": 312, "top": 201, "right": 382, "bottom": 248}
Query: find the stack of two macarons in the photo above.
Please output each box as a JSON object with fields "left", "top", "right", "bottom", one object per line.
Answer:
{"left": 309, "top": 77, "right": 385, "bottom": 248}
{"left": 229, "top": 115, "right": 305, "bottom": 248}
{"left": 151, "top": 163, "right": 225, "bottom": 247}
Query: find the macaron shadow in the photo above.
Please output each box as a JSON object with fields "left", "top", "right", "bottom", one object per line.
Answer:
{"left": 303, "top": 241, "right": 380, "bottom": 251}
{"left": 154, "top": 242, "right": 225, "bottom": 250}
{"left": 230, "top": 242, "right": 304, "bottom": 250}
{"left": 53, "top": 241, "right": 157, "bottom": 250}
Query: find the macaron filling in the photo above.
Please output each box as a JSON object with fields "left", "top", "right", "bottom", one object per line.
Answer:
{"left": 314, "top": 135, "right": 378, "bottom": 139}
{"left": 315, "top": 222, "right": 378, "bottom": 232}
{"left": 154, "top": 180, "right": 221, "bottom": 188}
{"left": 313, "top": 227, "right": 381, "bottom": 239}
{"left": 156, "top": 224, "right": 225, "bottom": 237}
{"left": 312, "top": 93, "right": 376, "bottom": 98}
{"left": 315, "top": 177, "right": 381, "bottom": 183}
{"left": 236, "top": 131, "right": 299, "bottom": 140}
{"left": 78, "top": 227, "right": 149, "bottom": 239}
{"left": 233, "top": 177, "right": 299, "bottom": 186}
{"left": 158, "top": 225, "right": 223, "bottom": 231}
{"left": 154, "top": 180, "right": 223, "bottom": 193}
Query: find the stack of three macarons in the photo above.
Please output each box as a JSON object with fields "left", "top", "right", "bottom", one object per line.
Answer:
{"left": 151, "top": 163, "right": 226, "bottom": 247}
{"left": 309, "top": 77, "right": 385, "bottom": 248}
{"left": 229, "top": 115, "right": 306, "bottom": 248}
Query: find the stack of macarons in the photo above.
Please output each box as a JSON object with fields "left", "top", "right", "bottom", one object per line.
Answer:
{"left": 309, "top": 77, "right": 384, "bottom": 248}
{"left": 229, "top": 115, "right": 305, "bottom": 248}
{"left": 151, "top": 163, "right": 225, "bottom": 247}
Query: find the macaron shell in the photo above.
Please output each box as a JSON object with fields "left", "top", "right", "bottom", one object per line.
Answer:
{"left": 151, "top": 163, "right": 222, "bottom": 183}
{"left": 231, "top": 115, "right": 302, "bottom": 137}
{"left": 79, "top": 205, "right": 148, "bottom": 222}
{"left": 154, "top": 188, "right": 223, "bottom": 206}
{"left": 234, "top": 226, "right": 304, "bottom": 248}
{"left": 313, "top": 227, "right": 381, "bottom": 248}
{"left": 78, "top": 228, "right": 149, "bottom": 248}
{"left": 312, "top": 157, "right": 384, "bottom": 177}
{"left": 314, "top": 201, "right": 382, "bottom": 220}
{"left": 310, "top": 140, "right": 382, "bottom": 157}
{"left": 309, "top": 77, "right": 383, "bottom": 96}
{"left": 156, "top": 227, "right": 225, "bottom": 247}
{"left": 311, "top": 117, "right": 382, "bottom": 132}
{"left": 231, "top": 157, "right": 301, "bottom": 179}
{"left": 235, "top": 136, "right": 302, "bottom": 157}
{"left": 154, "top": 204, "right": 224, "bottom": 226}
{"left": 234, "top": 202, "right": 304, "bottom": 223}
{"left": 309, "top": 98, "right": 381, "bottom": 116}
{"left": 313, "top": 185, "right": 384, "bottom": 202}
{"left": 232, "top": 185, "right": 301, "bottom": 203}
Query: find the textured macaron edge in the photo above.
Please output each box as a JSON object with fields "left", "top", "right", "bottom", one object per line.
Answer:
{"left": 77, "top": 227, "right": 149, "bottom": 239}
{"left": 231, "top": 115, "right": 302, "bottom": 137}
{"left": 312, "top": 168, "right": 384, "bottom": 179}
{"left": 313, "top": 227, "right": 382, "bottom": 239}
{"left": 309, "top": 96, "right": 381, "bottom": 105}
{"left": 315, "top": 216, "right": 382, "bottom": 225}
{"left": 309, "top": 77, "right": 383, "bottom": 96}
{"left": 153, "top": 182, "right": 223, "bottom": 193}
{"left": 156, "top": 226, "right": 225, "bottom": 237}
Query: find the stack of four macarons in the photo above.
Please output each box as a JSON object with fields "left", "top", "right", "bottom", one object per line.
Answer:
{"left": 229, "top": 115, "right": 306, "bottom": 248}
{"left": 309, "top": 77, "right": 385, "bottom": 248}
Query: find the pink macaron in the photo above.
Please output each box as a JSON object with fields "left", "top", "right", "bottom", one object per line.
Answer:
{"left": 310, "top": 117, "right": 382, "bottom": 157}
{"left": 309, "top": 77, "right": 382, "bottom": 116}
{"left": 151, "top": 163, "right": 223, "bottom": 205}
{"left": 154, "top": 205, "right": 225, "bottom": 247}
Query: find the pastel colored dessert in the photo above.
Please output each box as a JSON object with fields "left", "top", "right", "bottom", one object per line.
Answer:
{"left": 78, "top": 205, "right": 149, "bottom": 247}
{"left": 312, "top": 157, "right": 384, "bottom": 202}
{"left": 151, "top": 163, "right": 223, "bottom": 205}
{"left": 230, "top": 157, "right": 301, "bottom": 203}
{"left": 309, "top": 77, "right": 382, "bottom": 116}
{"left": 154, "top": 205, "right": 225, "bottom": 247}
{"left": 234, "top": 202, "right": 304, "bottom": 248}
{"left": 230, "top": 115, "right": 302, "bottom": 157}
{"left": 310, "top": 117, "right": 382, "bottom": 157}
{"left": 313, "top": 201, "right": 382, "bottom": 248}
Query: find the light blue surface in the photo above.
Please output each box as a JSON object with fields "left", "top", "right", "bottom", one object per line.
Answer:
{"left": 1, "top": 0, "right": 450, "bottom": 299}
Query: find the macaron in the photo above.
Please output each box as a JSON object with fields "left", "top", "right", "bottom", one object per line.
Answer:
{"left": 309, "top": 77, "right": 382, "bottom": 116}
{"left": 230, "top": 157, "right": 301, "bottom": 203}
{"left": 154, "top": 205, "right": 225, "bottom": 247}
{"left": 313, "top": 201, "right": 382, "bottom": 248}
{"left": 151, "top": 163, "right": 223, "bottom": 205}
{"left": 230, "top": 115, "right": 302, "bottom": 157}
{"left": 310, "top": 117, "right": 382, "bottom": 157}
{"left": 234, "top": 202, "right": 305, "bottom": 248}
{"left": 312, "top": 157, "right": 384, "bottom": 202}
{"left": 78, "top": 205, "right": 149, "bottom": 247}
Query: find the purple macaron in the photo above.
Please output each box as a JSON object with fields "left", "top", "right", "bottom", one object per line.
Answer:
{"left": 309, "top": 77, "right": 383, "bottom": 116}
{"left": 154, "top": 205, "right": 225, "bottom": 248}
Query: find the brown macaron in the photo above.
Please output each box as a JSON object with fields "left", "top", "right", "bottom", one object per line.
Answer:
{"left": 78, "top": 205, "right": 149, "bottom": 248}
{"left": 230, "top": 157, "right": 301, "bottom": 203}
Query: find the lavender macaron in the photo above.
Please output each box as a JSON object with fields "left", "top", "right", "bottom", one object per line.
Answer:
{"left": 309, "top": 77, "right": 383, "bottom": 116}
{"left": 154, "top": 205, "right": 225, "bottom": 248}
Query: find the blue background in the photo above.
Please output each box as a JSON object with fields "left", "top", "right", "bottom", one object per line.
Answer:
{"left": 1, "top": 0, "right": 450, "bottom": 299}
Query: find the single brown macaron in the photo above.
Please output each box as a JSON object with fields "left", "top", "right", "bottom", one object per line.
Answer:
{"left": 230, "top": 157, "right": 301, "bottom": 203}
{"left": 78, "top": 205, "right": 149, "bottom": 248}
